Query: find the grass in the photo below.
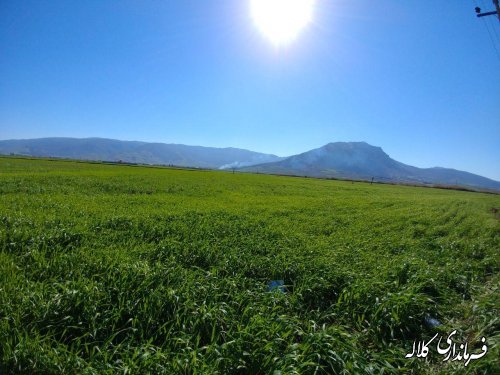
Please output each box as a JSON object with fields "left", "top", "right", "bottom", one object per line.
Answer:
{"left": 0, "top": 156, "right": 499, "bottom": 374}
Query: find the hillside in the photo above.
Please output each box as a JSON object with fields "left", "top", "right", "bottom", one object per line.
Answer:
{"left": 2, "top": 138, "right": 498, "bottom": 191}
{"left": 240, "top": 142, "right": 500, "bottom": 191}
{"left": 0, "top": 137, "right": 282, "bottom": 169}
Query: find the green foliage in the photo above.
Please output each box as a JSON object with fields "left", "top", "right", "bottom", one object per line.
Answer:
{"left": 0, "top": 157, "right": 499, "bottom": 374}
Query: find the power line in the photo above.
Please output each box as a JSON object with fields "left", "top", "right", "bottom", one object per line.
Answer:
{"left": 474, "top": 0, "right": 500, "bottom": 61}
{"left": 486, "top": 9, "right": 500, "bottom": 44}
{"left": 482, "top": 14, "right": 500, "bottom": 60}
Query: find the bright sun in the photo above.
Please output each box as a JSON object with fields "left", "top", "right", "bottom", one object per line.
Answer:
{"left": 250, "top": 0, "right": 315, "bottom": 46}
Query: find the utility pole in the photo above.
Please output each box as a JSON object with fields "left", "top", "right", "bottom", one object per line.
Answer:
{"left": 475, "top": 0, "right": 500, "bottom": 22}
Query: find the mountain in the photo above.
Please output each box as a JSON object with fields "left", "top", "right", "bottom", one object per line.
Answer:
{"left": 239, "top": 142, "right": 500, "bottom": 191}
{"left": 0, "top": 137, "right": 283, "bottom": 169}
{"left": 1, "top": 138, "right": 498, "bottom": 191}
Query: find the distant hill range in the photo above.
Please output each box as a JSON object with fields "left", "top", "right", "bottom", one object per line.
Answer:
{"left": 240, "top": 142, "right": 500, "bottom": 191}
{"left": 1, "top": 138, "right": 499, "bottom": 191}
{"left": 0, "top": 137, "right": 283, "bottom": 169}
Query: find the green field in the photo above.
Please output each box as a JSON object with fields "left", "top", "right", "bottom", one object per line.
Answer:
{"left": 0, "top": 157, "right": 498, "bottom": 374}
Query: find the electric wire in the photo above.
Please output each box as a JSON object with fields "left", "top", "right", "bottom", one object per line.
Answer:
{"left": 474, "top": 0, "right": 500, "bottom": 61}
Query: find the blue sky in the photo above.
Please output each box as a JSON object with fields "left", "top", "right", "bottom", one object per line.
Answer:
{"left": 1, "top": 0, "right": 499, "bottom": 180}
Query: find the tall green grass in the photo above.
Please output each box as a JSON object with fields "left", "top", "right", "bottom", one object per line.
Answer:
{"left": 0, "top": 157, "right": 498, "bottom": 374}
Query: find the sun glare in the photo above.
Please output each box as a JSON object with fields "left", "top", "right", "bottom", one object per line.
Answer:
{"left": 250, "top": 0, "right": 315, "bottom": 46}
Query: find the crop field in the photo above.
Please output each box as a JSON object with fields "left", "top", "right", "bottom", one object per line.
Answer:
{"left": 0, "top": 156, "right": 499, "bottom": 374}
